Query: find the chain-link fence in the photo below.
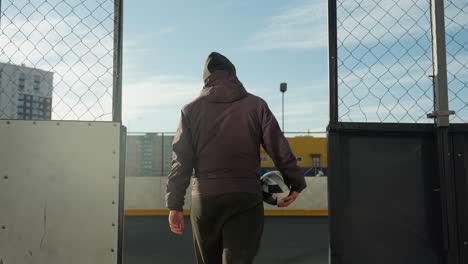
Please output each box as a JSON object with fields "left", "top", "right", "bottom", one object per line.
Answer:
{"left": 0, "top": 0, "right": 119, "bottom": 121}
{"left": 336, "top": 0, "right": 468, "bottom": 124}
{"left": 336, "top": 0, "right": 434, "bottom": 123}
{"left": 446, "top": 0, "right": 468, "bottom": 123}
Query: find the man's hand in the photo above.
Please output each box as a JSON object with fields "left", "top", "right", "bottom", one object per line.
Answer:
{"left": 168, "top": 210, "right": 185, "bottom": 235}
{"left": 278, "top": 191, "right": 300, "bottom": 208}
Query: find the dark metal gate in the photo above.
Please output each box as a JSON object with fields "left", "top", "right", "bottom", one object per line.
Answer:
{"left": 327, "top": 0, "right": 468, "bottom": 263}
{"left": 449, "top": 125, "right": 468, "bottom": 263}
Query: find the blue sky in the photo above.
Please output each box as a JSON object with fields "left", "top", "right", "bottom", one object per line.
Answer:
{"left": 335, "top": 0, "right": 467, "bottom": 123}
{"left": 121, "top": 0, "right": 329, "bottom": 133}
{"left": 0, "top": 0, "right": 465, "bottom": 125}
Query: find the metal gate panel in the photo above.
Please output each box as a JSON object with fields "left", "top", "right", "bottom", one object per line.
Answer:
{"left": 0, "top": 120, "right": 124, "bottom": 264}
{"left": 329, "top": 0, "right": 468, "bottom": 262}
{"left": 328, "top": 123, "right": 444, "bottom": 264}
{"left": 450, "top": 125, "right": 468, "bottom": 262}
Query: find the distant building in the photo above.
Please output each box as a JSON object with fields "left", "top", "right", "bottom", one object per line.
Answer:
{"left": 260, "top": 137, "right": 328, "bottom": 176}
{"left": 126, "top": 133, "right": 174, "bottom": 177}
{"left": 0, "top": 62, "right": 53, "bottom": 120}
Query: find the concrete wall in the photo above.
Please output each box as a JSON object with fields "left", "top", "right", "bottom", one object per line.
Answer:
{"left": 124, "top": 176, "right": 328, "bottom": 210}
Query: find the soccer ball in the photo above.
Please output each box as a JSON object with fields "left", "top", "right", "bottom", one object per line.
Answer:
{"left": 260, "top": 171, "right": 290, "bottom": 205}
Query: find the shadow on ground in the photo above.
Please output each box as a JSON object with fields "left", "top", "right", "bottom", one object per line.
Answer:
{"left": 123, "top": 216, "right": 328, "bottom": 264}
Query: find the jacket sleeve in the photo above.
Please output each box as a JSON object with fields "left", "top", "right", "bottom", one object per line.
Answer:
{"left": 165, "top": 110, "right": 194, "bottom": 211}
{"left": 260, "top": 102, "right": 307, "bottom": 193}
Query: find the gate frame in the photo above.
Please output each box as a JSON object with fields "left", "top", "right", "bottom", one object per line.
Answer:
{"left": 327, "top": 0, "right": 465, "bottom": 263}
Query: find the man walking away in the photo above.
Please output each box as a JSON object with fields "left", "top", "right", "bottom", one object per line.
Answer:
{"left": 166, "top": 52, "right": 307, "bottom": 264}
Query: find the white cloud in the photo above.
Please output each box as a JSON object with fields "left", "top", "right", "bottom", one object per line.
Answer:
{"left": 337, "top": 50, "right": 468, "bottom": 123}
{"left": 122, "top": 75, "right": 202, "bottom": 123}
{"left": 247, "top": 0, "right": 466, "bottom": 52}
{"left": 123, "top": 26, "right": 177, "bottom": 76}
{"left": 335, "top": 0, "right": 468, "bottom": 123}
{"left": 270, "top": 98, "right": 329, "bottom": 132}
{"left": 253, "top": 79, "right": 329, "bottom": 131}
{"left": 337, "top": 0, "right": 468, "bottom": 50}
{"left": 337, "top": 0, "right": 432, "bottom": 47}
{"left": 247, "top": 0, "right": 327, "bottom": 51}
{"left": 349, "top": 98, "right": 434, "bottom": 123}
{"left": 277, "top": 100, "right": 327, "bottom": 117}
{"left": 445, "top": 0, "right": 468, "bottom": 33}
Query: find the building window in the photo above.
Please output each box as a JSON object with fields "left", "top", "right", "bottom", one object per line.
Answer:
{"left": 311, "top": 154, "right": 321, "bottom": 168}
{"left": 260, "top": 156, "right": 269, "bottom": 163}
{"left": 296, "top": 156, "right": 303, "bottom": 163}
{"left": 33, "top": 75, "right": 41, "bottom": 90}
{"left": 18, "top": 73, "right": 26, "bottom": 89}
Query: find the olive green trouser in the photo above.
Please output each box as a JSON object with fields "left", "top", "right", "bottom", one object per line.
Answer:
{"left": 190, "top": 192, "right": 264, "bottom": 264}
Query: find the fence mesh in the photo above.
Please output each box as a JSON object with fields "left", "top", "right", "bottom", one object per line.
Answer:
{"left": 0, "top": 0, "right": 115, "bottom": 121}
{"left": 337, "top": 0, "right": 434, "bottom": 123}
{"left": 446, "top": 0, "right": 468, "bottom": 123}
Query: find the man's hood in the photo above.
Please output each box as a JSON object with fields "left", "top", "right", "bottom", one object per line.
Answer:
{"left": 203, "top": 52, "right": 236, "bottom": 82}
{"left": 200, "top": 52, "right": 247, "bottom": 103}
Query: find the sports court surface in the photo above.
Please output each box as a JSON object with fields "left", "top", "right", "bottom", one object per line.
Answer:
{"left": 123, "top": 216, "right": 329, "bottom": 263}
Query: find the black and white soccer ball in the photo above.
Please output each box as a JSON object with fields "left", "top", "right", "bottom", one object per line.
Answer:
{"left": 260, "top": 171, "right": 290, "bottom": 205}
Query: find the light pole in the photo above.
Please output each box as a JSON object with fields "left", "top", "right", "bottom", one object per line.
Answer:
{"left": 280, "top": 83, "right": 287, "bottom": 133}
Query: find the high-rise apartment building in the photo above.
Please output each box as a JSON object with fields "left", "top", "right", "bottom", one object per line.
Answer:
{"left": 126, "top": 133, "right": 174, "bottom": 177}
{"left": 0, "top": 62, "right": 53, "bottom": 120}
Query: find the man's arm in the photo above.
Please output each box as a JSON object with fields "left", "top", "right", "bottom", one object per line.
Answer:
{"left": 260, "top": 102, "right": 307, "bottom": 193}
{"left": 165, "top": 110, "right": 194, "bottom": 212}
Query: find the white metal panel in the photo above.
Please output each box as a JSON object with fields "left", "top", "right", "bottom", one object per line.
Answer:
{"left": 124, "top": 176, "right": 327, "bottom": 210}
{"left": 0, "top": 120, "right": 122, "bottom": 264}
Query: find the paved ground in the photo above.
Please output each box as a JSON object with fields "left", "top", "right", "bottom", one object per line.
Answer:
{"left": 123, "top": 216, "right": 329, "bottom": 264}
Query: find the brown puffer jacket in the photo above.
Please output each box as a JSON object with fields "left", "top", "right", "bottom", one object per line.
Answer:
{"left": 166, "top": 53, "right": 306, "bottom": 211}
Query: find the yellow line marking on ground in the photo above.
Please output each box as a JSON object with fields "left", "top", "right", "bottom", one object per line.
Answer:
{"left": 124, "top": 209, "right": 328, "bottom": 216}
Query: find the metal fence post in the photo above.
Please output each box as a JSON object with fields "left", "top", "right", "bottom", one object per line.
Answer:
{"left": 113, "top": 0, "right": 124, "bottom": 123}
{"left": 430, "top": 0, "right": 453, "bottom": 127}
{"left": 161, "top": 132, "right": 165, "bottom": 176}
{"left": 431, "top": 0, "right": 459, "bottom": 263}
{"left": 328, "top": 0, "right": 338, "bottom": 125}
{"left": 0, "top": 0, "right": 3, "bottom": 25}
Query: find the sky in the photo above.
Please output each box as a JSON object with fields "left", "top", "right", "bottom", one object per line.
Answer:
{"left": 121, "top": 0, "right": 329, "bottom": 133}
{"left": 0, "top": 0, "right": 466, "bottom": 127}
